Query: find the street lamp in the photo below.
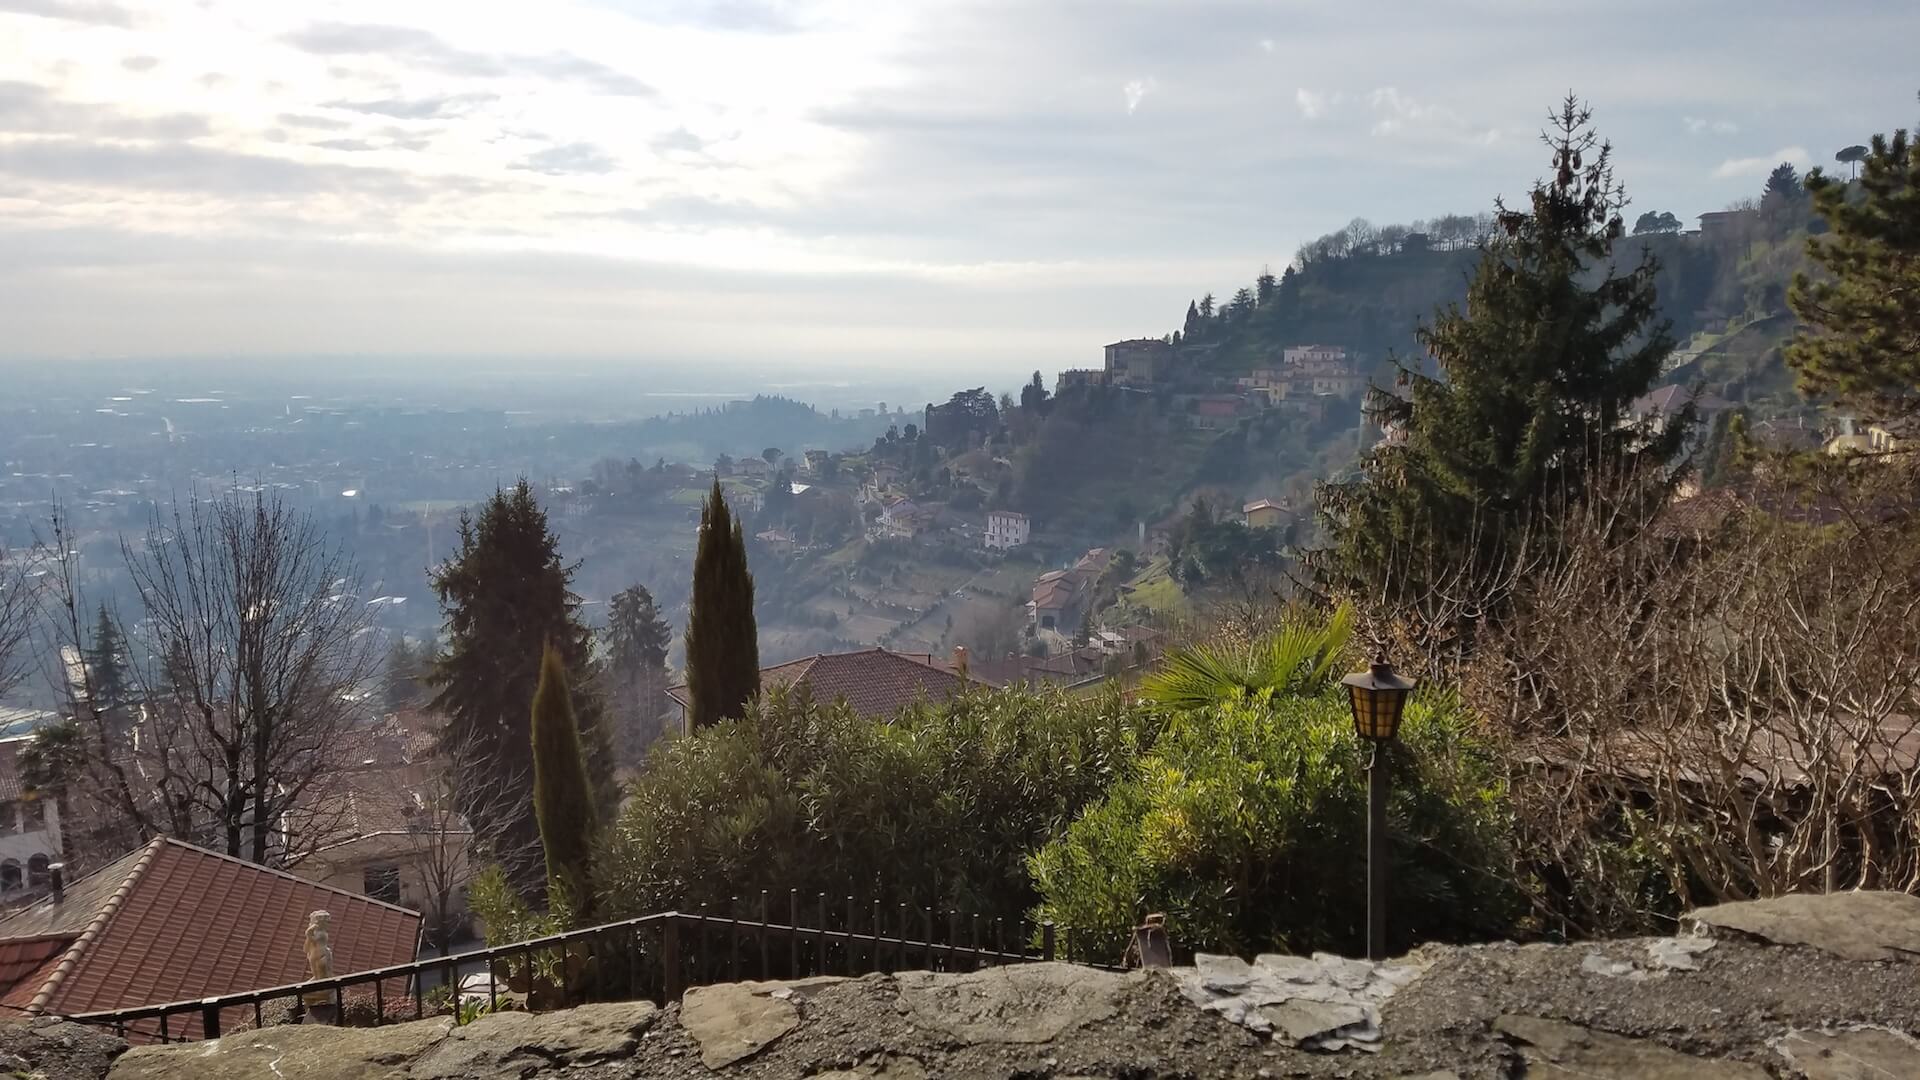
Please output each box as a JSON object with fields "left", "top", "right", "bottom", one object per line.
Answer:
{"left": 1342, "top": 656, "right": 1417, "bottom": 962}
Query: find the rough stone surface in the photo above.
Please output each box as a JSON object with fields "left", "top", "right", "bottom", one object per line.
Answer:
{"left": 410, "top": 1001, "right": 657, "bottom": 1077}
{"left": 1689, "top": 890, "right": 1920, "bottom": 961}
{"left": 1774, "top": 1025, "right": 1920, "bottom": 1079}
{"left": 1495, "top": 1014, "right": 1773, "bottom": 1078}
{"left": 10, "top": 892, "right": 1920, "bottom": 1079}
{"left": 893, "top": 962, "right": 1141, "bottom": 1044}
{"left": 109, "top": 1018, "right": 451, "bottom": 1080}
{"left": 677, "top": 980, "right": 802, "bottom": 1068}
{"left": 0, "top": 1018, "right": 128, "bottom": 1080}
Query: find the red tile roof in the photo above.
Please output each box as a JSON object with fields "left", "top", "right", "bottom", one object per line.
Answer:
{"left": 0, "top": 837, "right": 420, "bottom": 1036}
{"left": 669, "top": 648, "right": 988, "bottom": 721}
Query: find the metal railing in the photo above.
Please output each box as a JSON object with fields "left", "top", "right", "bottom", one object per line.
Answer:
{"left": 63, "top": 891, "right": 1061, "bottom": 1044}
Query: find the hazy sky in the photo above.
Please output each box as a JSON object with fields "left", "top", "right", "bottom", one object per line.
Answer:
{"left": 2, "top": 0, "right": 1914, "bottom": 377}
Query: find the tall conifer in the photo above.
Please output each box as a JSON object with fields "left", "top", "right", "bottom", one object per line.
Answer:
{"left": 1317, "top": 96, "right": 1683, "bottom": 605}
{"left": 530, "top": 643, "right": 596, "bottom": 918}
{"left": 684, "top": 479, "right": 758, "bottom": 729}
{"left": 1787, "top": 125, "right": 1920, "bottom": 419}
{"left": 429, "top": 480, "right": 607, "bottom": 895}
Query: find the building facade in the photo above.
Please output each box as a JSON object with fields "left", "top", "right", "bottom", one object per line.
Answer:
{"left": 984, "top": 510, "right": 1030, "bottom": 550}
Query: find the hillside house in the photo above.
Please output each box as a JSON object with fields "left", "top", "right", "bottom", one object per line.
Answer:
{"left": 1698, "top": 209, "right": 1759, "bottom": 250}
{"left": 1056, "top": 369, "right": 1105, "bottom": 393}
{"left": 1826, "top": 418, "right": 1909, "bottom": 458}
{"left": 984, "top": 509, "right": 1030, "bottom": 551}
{"left": 804, "top": 449, "right": 831, "bottom": 474}
{"left": 1190, "top": 394, "right": 1248, "bottom": 430}
{"left": 0, "top": 737, "right": 62, "bottom": 900}
{"left": 1104, "top": 339, "right": 1173, "bottom": 388}
{"left": 1282, "top": 344, "right": 1349, "bottom": 371}
{"left": 1026, "top": 548, "right": 1112, "bottom": 634}
{"left": 876, "top": 497, "right": 932, "bottom": 539}
{"left": 1243, "top": 499, "right": 1286, "bottom": 530}
{"left": 665, "top": 648, "right": 989, "bottom": 728}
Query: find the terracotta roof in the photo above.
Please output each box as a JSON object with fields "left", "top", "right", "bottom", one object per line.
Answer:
{"left": 667, "top": 648, "right": 988, "bottom": 722}
{"left": 0, "top": 837, "right": 420, "bottom": 1034}
{"left": 0, "top": 738, "right": 26, "bottom": 801}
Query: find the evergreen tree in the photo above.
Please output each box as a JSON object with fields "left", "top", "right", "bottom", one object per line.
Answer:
{"left": 684, "top": 480, "right": 759, "bottom": 729}
{"left": 1317, "top": 96, "right": 1683, "bottom": 605}
{"left": 1256, "top": 268, "right": 1278, "bottom": 306}
{"left": 1183, "top": 300, "right": 1201, "bottom": 337}
{"left": 429, "top": 480, "right": 608, "bottom": 895}
{"left": 1764, "top": 161, "right": 1804, "bottom": 201}
{"left": 83, "top": 605, "right": 130, "bottom": 715}
{"left": 605, "top": 583, "right": 672, "bottom": 764}
{"left": 1197, "top": 292, "right": 1216, "bottom": 319}
{"left": 530, "top": 643, "right": 596, "bottom": 919}
{"left": 1787, "top": 127, "right": 1920, "bottom": 419}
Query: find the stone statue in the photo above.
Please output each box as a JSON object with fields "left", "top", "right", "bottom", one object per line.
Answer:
{"left": 302, "top": 910, "right": 334, "bottom": 1007}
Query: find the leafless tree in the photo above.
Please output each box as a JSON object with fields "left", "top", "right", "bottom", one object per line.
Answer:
{"left": 402, "top": 730, "right": 543, "bottom": 955}
{"left": 1450, "top": 459, "right": 1920, "bottom": 933}
{"left": 115, "top": 486, "right": 380, "bottom": 864}
{"left": 0, "top": 542, "right": 36, "bottom": 702}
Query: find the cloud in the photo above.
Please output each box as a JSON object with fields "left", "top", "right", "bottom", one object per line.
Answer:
{"left": 512, "top": 142, "right": 618, "bottom": 176}
{"left": 1295, "top": 88, "right": 1338, "bottom": 120}
{"left": 1122, "top": 78, "right": 1153, "bottom": 115}
{"left": 1713, "top": 146, "right": 1810, "bottom": 179}
{"left": 278, "top": 113, "right": 352, "bottom": 132}
{"left": 1684, "top": 116, "right": 1740, "bottom": 136}
{"left": 283, "top": 21, "right": 652, "bottom": 97}
{"left": 1365, "top": 86, "right": 1499, "bottom": 145}
{"left": 519, "top": 54, "right": 654, "bottom": 98}
{"left": 282, "top": 22, "right": 507, "bottom": 77}
{"left": 0, "top": 139, "right": 422, "bottom": 197}
{"left": 322, "top": 93, "right": 497, "bottom": 120}
{"left": 650, "top": 127, "right": 707, "bottom": 155}
{"left": 0, "top": 0, "right": 134, "bottom": 27}
{"left": 120, "top": 55, "right": 158, "bottom": 73}
{"left": 0, "top": 80, "right": 209, "bottom": 139}
{"left": 311, "top": 138, "right": 378, "bottom": 153}
{"left": 1259, "top": 38, "right": 1275, "bottom": 54}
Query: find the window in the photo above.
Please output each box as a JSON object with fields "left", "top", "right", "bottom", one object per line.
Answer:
{"left": 27, "top": 855, "right": 49, "bottom": 889}
{"left": 0, "top": 861, "right": 19, "bottom": 892}
{"left": 364, "top": 864, "right": 401, "bottom": 905}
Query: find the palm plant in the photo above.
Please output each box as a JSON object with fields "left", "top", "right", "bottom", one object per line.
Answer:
{"left": 1141, "top": 604, "right": 1354, "bottom": 710}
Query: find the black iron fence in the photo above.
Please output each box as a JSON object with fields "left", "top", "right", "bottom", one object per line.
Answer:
{"left": 63, "top": 892, "right": 1062, "bottom": 1045}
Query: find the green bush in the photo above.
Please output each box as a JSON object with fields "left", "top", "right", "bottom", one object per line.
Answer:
{"left": 1028, "top": 688, "right": 1520, "bottom": 962}
{"left": 596, "top": 684, "right": 1164, "bottom": 921}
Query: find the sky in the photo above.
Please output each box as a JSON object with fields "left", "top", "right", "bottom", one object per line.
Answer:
{"left": 1, "top": 0, "right": 1915, "bottom": 380}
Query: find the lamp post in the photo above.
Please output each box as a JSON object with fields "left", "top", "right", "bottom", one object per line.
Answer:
{"left": 1342, "top": 655, "right": 1417, "bottom": 962}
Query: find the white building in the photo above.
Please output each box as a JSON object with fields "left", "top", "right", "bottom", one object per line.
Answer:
{"left": 0, "top": 735, "right": 63, "bottom": 897}
{"left": 985, "top": 510, "right": 1031, "bottom": 551}
{"left": 1282, "top": 344, "right": 1349, "bottom": 371}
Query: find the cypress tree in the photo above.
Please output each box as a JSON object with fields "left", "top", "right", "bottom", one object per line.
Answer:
{"left": 429, "top": 480, "right": 607, "bottom": 895}
{"left": 684, "top": 479, "right": 758, "bottom": 729}
{"left": 1317, "top": 96, "right": 1684, "bottom": 606}
{"left": 531, "top": 643, "right": 596, "bottom": 919}
{"left": 605, "top": 583, "right": 673, "bottom": 764}
{"left": 1787, "top": 125, "right": 1920, "bottom": 419}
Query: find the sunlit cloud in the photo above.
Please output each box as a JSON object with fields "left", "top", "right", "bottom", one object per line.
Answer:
{"left": 1712, "top": 146, "right": 1810, "bottom": 179}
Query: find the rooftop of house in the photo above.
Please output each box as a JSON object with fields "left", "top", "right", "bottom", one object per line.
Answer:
{"left": 666, "top": 648, "right": 990, "bottom": 722}
{"left": 0, "top": 837, "right": 420, "bottom": 1031}
{"left": 1243, "top": 499, "right": 1285, "bottom": 514}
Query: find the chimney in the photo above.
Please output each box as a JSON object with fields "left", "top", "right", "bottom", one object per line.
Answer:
{"left": 48, "top": 862, "right": 64, "bottom": 903}
{"left": 952, "top": 645, "right": 968, "bottom": 677}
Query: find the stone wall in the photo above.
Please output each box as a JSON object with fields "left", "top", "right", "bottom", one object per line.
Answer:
{"left": 18, "top": 891, "right": 1920, "bottom": 1079}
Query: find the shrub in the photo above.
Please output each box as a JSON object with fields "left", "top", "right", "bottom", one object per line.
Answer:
{"left": 596, "top": 684, "right": 1165, "bottom": 921}
{"left": 1028, "top": 687, "right": 1521, "bottom": 962}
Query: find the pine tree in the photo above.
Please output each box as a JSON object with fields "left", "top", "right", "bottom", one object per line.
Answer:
{"left": 530, "top": 643, "right": 596, "bottom": 919}
{"left": 1787, "top": 127, "right": 1920, "bottom": 419}
{"left": 83, "top": 605, "right": 130, "bottom": 715}
{"left": 429, "top": 480, "right": 608, "bottom": 895}
{"left": 684, "top": 479, "right": 759, "bottom": 729}
{"left": 1317, "top": 96, "right": 1683, "bottom": 605}
{"left": 1183, "top": 300, "right": 1201, "bottom": 338}
{"left": 605, "top": 584, "right": 672, "bottom": 765}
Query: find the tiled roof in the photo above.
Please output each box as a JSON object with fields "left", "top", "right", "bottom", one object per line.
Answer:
{"left": 0, "top": 837, "right": 420, "bottom": 1033}
{"left": 668, "top": 648, "right": 989, "bottom": 722}
{"left": 0, "top": 738, "right": 26, "bottom": 801}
